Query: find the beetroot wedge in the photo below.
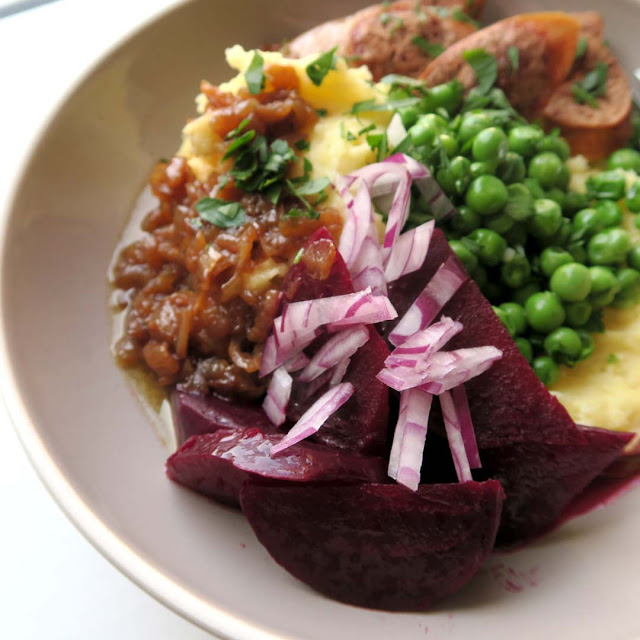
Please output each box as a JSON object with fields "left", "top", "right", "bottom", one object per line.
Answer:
{"left": 171, "top": 390, "right": 277, "bottom": 445}
{"left": 240, "top": 480, "right": 505, "bottom": 610}
{"left": 481, "top": 425, "right": 632, "bottom": 548}
{"left": 387, "top": 228, "right": 583, "bottom": 448}
{"left": 166, "top": 428, "right": 387, "bottom": 506}
{"left": 279, "top": 227, "right": 390, "bottom": 454}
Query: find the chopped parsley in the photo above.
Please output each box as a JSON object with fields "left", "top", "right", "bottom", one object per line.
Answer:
{"left": 507, "top": 46, "right": 520, "bottom": 74}
{"left": 379, "top": 73, "right": 426, "bottom": 88}
{"left": 463, "top": 48, "right": 498, "bottom": 95}
{"left": 380, "top": 11, "right": 392, "bottom": 26}
{"left": 306, "top": 48, "right": 337, "bottom": 86}
{"left": 575, "top": 37, "right": 588, "bottom": 61}
{"left": 293, "top": 248, "right": 304, "bottom": 264}
{"left": 366, "top": 132, "right": 388, "bottom": 162}
{"left": 571, "top": 62, "right": 609, "bottom": 108}
{"left": 245, "top": 51, "right": 265, "bottom": 95}
{"left": 195, "top": 198, "right": 247, "bottom": 229}
{"left": 316, "top": 108, "right": 328, "bottom": 117}
{"left": 295, "top": 139, "right": 310, "bottom": 151}
{"left": 350, "top": 96, "right": 421, "bottom": 115}
{"left": 451, "top": 8, "right": 479, "bottom": 27}
{"left": 411, "top": 36, "right": 445, "bottom": 58}
{"left": 607, "top": 353, "right": 620, "bottom": 364}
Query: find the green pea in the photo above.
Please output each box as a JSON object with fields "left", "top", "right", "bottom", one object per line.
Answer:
{"left": 427, "top": 81, "right": 464, "bottom": 114}
{"left": 550, "top": 262, "right": 592, "bottom": 302}
{"left": 557, "top": 164, "right": 571, "bottom": 191}
{"left": 571, "top": 208, "right": 605, "bottom": 239}
{"left": 486, "top": 212, "right": 514, "bottom": 234}
{"left": 472, "top": 127, "right": 508, "bottom": 164}
{"left": 613, "top": 268, "right": 640, "bottom": 309}
{"left": 568, "top": 243, "right": 588, "bottom": 263}
{"left": 625, "top": 180, "right": 640, "bottom": 214}
{"left": 589, "top": 266, "right": 619, "bottom": 294}
{"left": 513, "top": 282, "right": 542, "bottom": 306}
{"left": 409, "top": 121, "right": 437, "bottom": 148}
{"left": 525, "top": 291, "right": 566, "bottom": 333}
{"left": 468, "top": 228, "right": 507, "bottom": 267}
{"left": 466, "top": 175, "right": 508, "bottom": 216}
{"left": 586, "top": 170, "right": 627, "bottom": 201}
{"left": 504, "top": 183, "right": 534, "bottom": 221}
{"left": 470, "top": 161, "right": 494, "bottom": 178}
{"left": 449, "top": 239, "right": 479, "bottom": 273}
{"left": 450, "top": 205, "right": 481, "bottom": 234}
{"left": 545, "top": 187, "right": 566, "bottom": 210}
{"left": 504, "top": 223, "right": 528, "bottom": 247}
{"left": 528, "top": 152, "right": 565, "bottom": 189}
{"left": 565, "top": 301, "right": 592, "bottom": 327}
{"left": 459, "top": 112, "right": 494, "bottom": 144}
{"left": 508, "top": 125, "right": 544, "bottom": 158}
{"left": 523, "top": 177, "right": 546, "bottom": 200}
{"left": 497, "top": 152, "right": 527, "bottom": 185}
{"left": 594, "top": 200, "right": 623, "bottom": 228}
{"left": 537, "top": 135, "right": 571, "bottom": 161}
{"left": 608, "top": 148, "right": 640, "bottom": 173}
{"left": 515, "top": 337, "right": 533, "bottom": 363}
{"left": 564, "top": 191, "right": 590, "bottom": 215}
{"left": 532, "top": 356, "right": 559, "bottom": 386}
{"left": 501, "top": 252, "right": 531, "bottom": 289}
{"left": 398, "top": 104, "right": 421, "bottom": 128}
{"left": 544, "top": 327, "right": 583, "bottom": 364}
{"left": 493, "top": 306, "right": 516, "bottom": 336}
{"left": 577, "top": 330, "right": 595, "bottom": 360}
{"left": 438, "top": 133, "right": 459, "bottom": 158}
{"left": 540, "top": 247, "right": 573, "bottom": 277}
{"left": 544, "top": 218, "right": 572, "bottom": 248}
{"left": 528, "top": 199, "right": 563, "bottom": 239}
{"left": 635, "top": 215, "right": 640, "bottom": 230}
{"left": 627, "top": 245, "right": 640, "bottom": 271}
{"left": 587, "top": 228, "right": 632, "bottom": 265}
{"left": 499, "top": 302, "right": 528, "bottom": 335}
{"left": 438, "top": 156, "right": 470, "bottom": 196}
{"left": 591, "top": 288, "right": 618, "bottom": 309}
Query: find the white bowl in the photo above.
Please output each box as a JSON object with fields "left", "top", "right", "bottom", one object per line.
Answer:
{"left": 3, "top": 1, "right": 640, "bottom": 638}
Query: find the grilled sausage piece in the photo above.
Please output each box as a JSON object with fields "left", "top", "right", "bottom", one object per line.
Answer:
{"left": 419, "top": 12, "right": 581, "bottom": 121}
{"left": 573, "top": 10, "right": 604, "bottom": 41}
{"left": 285, "top": 1, "right": 481, "bottom": 81}
{"left": 543, "top": 13, "right": 632, "bottom": 161}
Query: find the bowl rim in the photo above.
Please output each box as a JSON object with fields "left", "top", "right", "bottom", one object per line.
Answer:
{"left": 0, "top": 1, "right": 291, "bottom": 638}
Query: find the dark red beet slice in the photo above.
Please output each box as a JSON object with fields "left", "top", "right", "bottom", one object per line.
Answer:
{"left": 279, "top": 227, "right": 390, "bottom": 454}
{"left": 240, "top": 480, "right": 505, "bottom": 611}
{"left": 387, "top": 228, "right": 583, "bottom": 448}
{"left": 171, "top": 390, "right": 277, "bottom": 445}
{"left": 166, "top": 428, "right": 387, "bottom": 507}
{"left": 481, "top": 425, "right": 632, "bottom": 548}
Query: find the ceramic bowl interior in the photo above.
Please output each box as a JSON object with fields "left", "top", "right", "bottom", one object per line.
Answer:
{"left": 3, "top": 1, "right": 640, "bottom": 639}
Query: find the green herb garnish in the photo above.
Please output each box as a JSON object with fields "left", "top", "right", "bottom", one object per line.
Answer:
{"left": 411, "top": 36, "right": 445, "bottom": 58}
{"left": 195, "top": 198, "right": 247, "bottom": 228}
{"left": 380, "top": 12, "right": 392, "bottom": 26}
{"left": 293, "top": 248, "right": 304, "bottom": 264}
{"left": 306, "top": 48, "right": 337, "bottom": 86}
{"left": 295, "top": 139, "right": 310, "bottom": 151}
{"left": 367, "top": 132, "right": 388, "bottom": 162}
{"left": 507, "top": 46, "right": 520, "bottom": 74}
{"left": 316, "top": 108, "right": 328, "bottom": 117}
{"left": 571, "top": 62, "right": 609, "bottom": 108}
{"left": 350, "top": 96, "right": 421, "bottom": 115}
{"left": 607, "top": 353, "right": 620, "bottom": 364}
{"left": 245, "top": 51, "right": 265, "bottom": 95}
{"left": 463, "top": 48, "right": 498, "bottom": 95}
{"left": 575, "top": 37, "right": 588, "bottom": 61}
{"left": 451, "top": 8, "right": 479, "bottom": 27}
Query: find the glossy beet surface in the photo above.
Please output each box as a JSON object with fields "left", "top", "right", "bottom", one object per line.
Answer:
{"left": 240, "top": 480, "right": 505, "bottom": 611}
{"left": 166, "top": 428, "right": 387, "bottom": 506}
{"left": 171, "top": 390, "right": 276, "bottom": 445}
{"left": 282, "top": 227, "right": 390, "bottom": 454}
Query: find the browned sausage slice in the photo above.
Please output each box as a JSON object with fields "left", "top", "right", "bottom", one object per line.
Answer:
{"left": 419, "top": 12, "right": 581, "bottom": 121}
{"left": 285, "top": 2, "right": 479, "bottom": 81}
{"left": 573, "top": 11, "right": 604, "bottom": 41}
{"left": 543, "top": 16, "right": 633, "bottom": 161}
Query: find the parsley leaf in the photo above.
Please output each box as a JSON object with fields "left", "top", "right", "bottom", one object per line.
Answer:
{"left": 463, "top": 48, "right": 498, "bottom": 95}
{"left": 316, "top": 108, "right": 328, "bottom": 117}
{"left": 571, "top": 62, "right": 609, "bottom": 108}
{"left": 195, "top": 198, "right": 247, "bottom": 228}
{"left": 411, "top": 36, "right": 445, "bottom": 58}
{"left": 350, "top": 96, "right": 421, "bottom": 115}
{"left": 245, "top": 51, "right": 265, "bottom": 95}
{"left": 507, "top": 46, "right": 519, "bottom": 74}
{"left": 451, "top": 8, "right": 479, "bottom": 27}
{"left": 366, "top": 132, "right": 388, "bottom": 161}
{"left": 607, "top": 353, "right": 620, "bottom": 364}
{"left": 295, "top": 139, "right": 310, "bottom": 151}
{"left": 575, "top": 37, "right": 588, "bottom": 61}
{"left": 306, "top": 48, "right": 337, "bottom": 86}
{"left": 222, "top": 129, "right": 255, "bottom": 161}
{"left": 292, "top": 177, "right": 331, "bottom": 196}
{"left": 379, "top": 73, "right": 426, "bottom": 88}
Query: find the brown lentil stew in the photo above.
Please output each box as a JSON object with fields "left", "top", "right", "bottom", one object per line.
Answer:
{"left": 111, "top": 66, "right": 343, "bottom": 399}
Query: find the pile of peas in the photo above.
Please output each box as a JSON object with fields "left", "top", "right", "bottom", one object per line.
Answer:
{"left": 390, "top": 80, "right": 640, "bottom": 386}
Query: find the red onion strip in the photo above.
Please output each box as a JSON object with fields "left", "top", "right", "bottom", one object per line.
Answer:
{"left": 262, "top": 367, "right": 293, "bottom": 427}
{"left": 350, "top": 226, "right": 388, "bottom": 295}
{"left": 386, "top": 113, "right": 408, "bottom": 149}
{"left": 270, "top": 383, "right": 354, "bottom": 455}
{"left": 259, "top": 328, "right": 319, "bottom": 377}
{"left": 451, "top": 384, "right": 481, "bottom": 469}
{"left": 382, "top": 171, "right": 411, "bottom": 252}
{"left": 440, "top": 390, "right": 473, "bottom": 483}
{"left": 284, "top": 352, "right": 311, "bottom": 373}
{"left": 298, "top": 325, "right": 369, "bottom": 382}
{"left": 330, "top": 357, "right": 351, "bottom": 386}
{"left": 383, "top": 220, "right": 435, "bottom": 283}
{"left": 388, "top": 257, "right": 467, "bottom": 346}
{"left": 338, "top": 181, "right": 373, "bottom": 269}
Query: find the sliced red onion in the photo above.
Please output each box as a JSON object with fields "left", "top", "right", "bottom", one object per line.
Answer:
{"left": 377, "top": 346, "right": 503, "bottom": 392}
{"left": 284, "top": 352, "right": 310, "bottom": 373}
{"left": 383, "top": 220, "right": 435, "bottom": 283}
{"left": 388, "top": 388, "right": 433, "bottom": 487}
{"left": 330, "top": 357, "right": 351, "bottom": 386}
{"left": 384, "top": 153, "right": 430, "bottom": 180}
{"left": 351, "top": 227, "right": 387, "bottom": 295}
{"left": 338, "top": 181, "right": 372, "bottom": 269}
{"left": 262, "top": 367, "right": 293, "bottom": 427}
{"left": 385, "top": 316, "right": 463, "bottom": 368}
{"left": 298, "top": 325, "right": 369, "bottom": 382}
{"left": 382, "top": 171, "right": 411, "bottom": 253}
{"left": 388, "top": 257, "right": 468, "bottom": 346}
{"left": 440, "top": 390, "right": 472, "bottom": 483}
{"left": 270, "top": 382, "right": 354, "bottom": 455}
{"left": 347, "top": 163, "right": 408, "bottom": 198}
{"left": 451, "top": 384, "right": 481, "bottom": 469}
{"left": 259, "top": 327, "right": 320, "bottom": 377}
{"left": 386, "top": 113, "right": 408, "bottom": 149}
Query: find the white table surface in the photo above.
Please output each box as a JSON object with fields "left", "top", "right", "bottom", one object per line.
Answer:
{"left": 0, "top": 1, "right": 217, "bottom": 638}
